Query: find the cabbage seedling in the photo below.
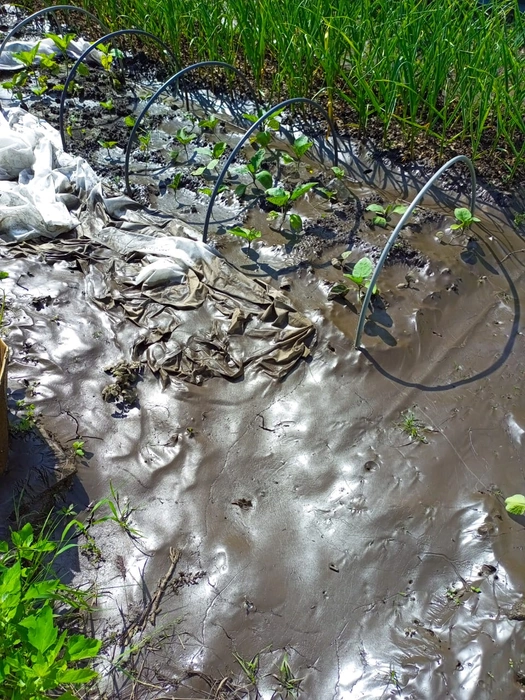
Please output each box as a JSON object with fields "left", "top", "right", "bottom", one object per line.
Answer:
{"left": 228, "top": 226, "right": 262, "bottom": 248}
{"left": 366, "top": 202, "right": 408, "bottom": 228}
{"left": 451, "top": 207, "right": 480, "bottom": 231}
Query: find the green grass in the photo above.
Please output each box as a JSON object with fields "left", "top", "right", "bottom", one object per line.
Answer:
{"left": 21, "top": 0, "right": 525, "bottom": 181}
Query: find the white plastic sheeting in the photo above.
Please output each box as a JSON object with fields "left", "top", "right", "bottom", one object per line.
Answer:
{"left": 0, "top": 107, "right": 98, "bottom": 240}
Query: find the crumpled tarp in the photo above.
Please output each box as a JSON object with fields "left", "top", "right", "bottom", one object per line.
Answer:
{"left": 74, "top": 185, "right": 315, "bottom": 383}
{"left": 0, "top": 107, "right": 97, "bottom": 239}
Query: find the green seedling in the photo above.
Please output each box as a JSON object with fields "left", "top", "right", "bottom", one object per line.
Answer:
{"left": 169, "top": 148, "right": 179, "bottom": 163}
{"left": 138, "top": 133, "right": 151, "bottom": 152}
{"left": 124, "top": 114, "right": 136, "bottom": 128}
{"left": 198, "top": 185, "right": 229, "bottom": 196}
{"left": 316, "top": 186, "right": 337, "bottom": 201}
{"left": 451, "top": 207, "right": 480, "bottom": 231}
{"left": 45, "top": 32, "right": 76, "bottom": 56}
{"left": 98, "top": 140, "right": 118, "bottom": 158}
{"left": 31, "top": 74, "right": 48, "bottom": 96}
{"left": 514, "top": 213, "right": 525, "bottom": 228}
{"left": 366, "top": 202, "right": 408, "bottom": 228}
{"left": 100, "top": 98, "right": 114, "bottom": 110}
{"left": 292, "top": 134, "right": 313, "bottom": 160}
{"left": 505, "top": 494, "right": 525, "bottom": 515}
{"left": 244, "top": 108, "right": 283, "bottom": 148}
{"left": 85, "top": 482, "right": 142, "bottom": 539}
{"left": 12, "top": 400, "right": 36, "bottom": 435}
{"left": 228, "top": 226, "right": 262, "bottom": 247}
{"left": 175, "top": 127, "right": 197, "bottom": 154}
{"left": 72, "top": 440, "right": 85, "bottom": 457}
{"left": 199, "top": 115, "right": 219, "bottom": 132}
{"left": 12, "top": 42, "right": 41, "bottom": 69}
{"left": 331, "top": 166, "right": 345, "bottom": 179}
{"left": 37, "top": 53, "right": 59, "bottom": 75}
{"left": 273, "top": 654, "right": 303, "bottom": 698}
{"left": 192, "top": 141, "right": 227, "bottom": 175}
{"left": 329, "top": 256, "right": 378, "bottom": 300}
{"left": 229, "top": 148, "right": 272, "bottom": 196}
{"left": 265, "top": 181, "right": 317, "bottom": 230}
{"left": 2, "top": 71, "right": 29, "bottom": 100}
{"left": 398, "top": 409, "right": 429, "bottom": 443}
{"left": 233, "top": 652, "right": 259, "bottom": 686}
{"left": 97, "top": 43, "right": 115, "bottom": 71}
{"left": 168, "top": 172, "right": 183, "bottom": 194}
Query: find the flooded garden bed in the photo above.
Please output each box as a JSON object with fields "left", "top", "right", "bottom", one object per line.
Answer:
{"left": 1, "top": 2, "right": 525, "bottom": 699}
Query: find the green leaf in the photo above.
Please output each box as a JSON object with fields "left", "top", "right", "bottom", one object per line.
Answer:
{"left": 195, "top": 146, "right": 212, "bottom": 158}
{"left": 392, "top": 205, "right": 408, "bottom": 215}
{"left": 242, "top": 112, "right": 259, "bottom": 123}
{"left": 124, "top": 115, "right": 136, "bottom": 128}
{"left": 289, "top": 213, "right": 302, "bottom": 232}
{"left": 454, "top": 207, "right": 473, "bottom": 223}
{"left": 64, "top": 634, "right": 102, "bottom": 662}
{"left": 316, "top": 187, "right": 337, "bottom": 200}
{"left": 267, "top": 210, "right": 280, "bottom": 221}
{"left": 207, "top": 158, "right": 219, "bottom": 170}
{"left": 23, "top": 579, "right": 59, "bottom": 601}
{"left": 340, "top": 251, "right": 352, "bottom": 260}
{"left": 0, "top": 561, "right": 21, "bottom": 612}
{"left": 266, "top": 187, "right": 290, "bottom": 208}
{"left": 13, "top": 42, "right": 40, "bottom": 68}
{"left": 191, "top": 166, "right": 206, "bottom": 176}
{"left": 255, "top": 170, "right": 272, "bottom": 189}
{"left": 229, "top": 227, "right": 261, "bottom": 242}
{"left": 352, "top": 257, "right": 374, "bottom": 279}
{"left": 250, "top": 149, "right": 266, "bottom": 172}
{"left": 11, "top": 522, "right": 33, "bottom": 549}
{"left": 366, "top": 203, "right": 385, "bottom": 214}
{"left": 229, "top": 164, "right": 250, "bottom": 177}
{"left": 60, "top": 667, "right": 98, "bottom": 684}
{"left": 343, "top": 273, "right": 364, "bottom": 285}
{"left": 291, "top": 182, "right": 317, "bottom": 201}
{"left": 198, "top": 187, "right": 213, "bottom": 196}
{"left": 45, "top": 32, "right": 76, "bottom": 53}
{"left": 77, "top": 62, "right": 89, "bottom": 77}
{"left": 372, "top": 215, "right": 387, "bottom": 227}
{"left": 328, "top": 283, "right": 350, "bottom": 299}
{"left": 20, "top": 603, "right": 57, "bottom": 653}
{"left": 168, "top": 172, "right": 182, "bottom": 190}
{"left": 280, "top": 152, "right": 295, "bottom": 165}
{"left": 293, "top": 135, "right": 312, "bottom": 159}
{"left": 331, "top": 166, "right": 345, "bottom": 179}
{"left": 363, "top": 279, "right": 379, "bottom": 295}
{"left": 234, "top": 184, "right": 247, "bottom": 197}
{"left": 100, "top": 99, "right": 113, "bottom": 110}
{"left": 212, "top": 142, "right": 227, "bottom": 159}
{"left": 255, "top": 131, "right": 272, "bottom": 147}
{"left": 175, "top": 128, "right": 196, "bottom": 145}
{"left": 505, "top": 494, "right": 525, "bottom": 515}
{"left": 199, "top": 116, "right": 219, "bottom": 130}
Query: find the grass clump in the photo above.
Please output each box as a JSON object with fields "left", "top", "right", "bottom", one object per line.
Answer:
{"left": 52, "top": 0, "right": 525, "bottom": 183}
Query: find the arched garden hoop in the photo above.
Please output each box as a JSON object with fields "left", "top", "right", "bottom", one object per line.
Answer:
{"left": 124, "top": 60, "right": 260, "bottom": 198}
{"left": 354, "top": 154, "right": 477, "bottom": 349}
{"left": 59, "top": 28, "right": 178, "bottom": 150}
{"left": 202, "top": 96, "right": 340, "bottom": 243}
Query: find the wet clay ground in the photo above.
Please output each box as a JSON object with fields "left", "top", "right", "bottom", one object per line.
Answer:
{"left": 2, "top": 15, "right": 525, "bottom": 699}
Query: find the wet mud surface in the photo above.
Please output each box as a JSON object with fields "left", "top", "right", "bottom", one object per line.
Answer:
{"left": 2, "top": 15, "right": 525, "bottom": 700}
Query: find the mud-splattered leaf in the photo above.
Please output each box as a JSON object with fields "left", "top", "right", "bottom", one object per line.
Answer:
{"left": 505, "top": 494, "right": 525, "bottom": 515}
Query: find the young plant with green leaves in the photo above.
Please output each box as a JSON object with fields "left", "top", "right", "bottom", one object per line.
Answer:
{"left": 2, "top": 43, "right": 40, "bottom": 100}
{"left": 280, "top": 135, "right": 313, "bottom": 168}
{"left": 100, "top": 99, "right": 114, "bottom": 111}
{"left": 229, "top": 148, "right": 272, "bottom": 196}
{"left": 243, "top": 108, "right": 283, "bottom": 149}
{"left": 265, "top": 182, "right": 317, "bottom": 231}
{"left": 228, "top": 226, "right": 262, "bottom": 248}
{"left": 98, "top": 140, "right": 118, "bottom": 158}
{"left": 192, "top": 141, "right": 227, "bottom": 176}
{"left": 0, "top": 520, "right": 101, "bottom": 700}
{"left": 329, "top": 256, "right": 378, "bottom": 301}
{"left": 72, "top": 441, "right": 85, "bottom": 457}
{"left": 44, "top": 32, "right": 76, "bottom": 72}
{"left": 174, "top": 127, "right": 197, "bottom": 155}
{"left": 273, "top": 653, "right": 303, "bottom": 698}
{"left": 0, "top": 270, "right": 8, "bottom": 327}
{"left": 366, "top": 202, "right": 408, "bottom": 228}
{"left": 199, "top": 115, "right": 219, "bottom": 132}
{"left": 451, "top": 207, "right": 480, "bottom": 232}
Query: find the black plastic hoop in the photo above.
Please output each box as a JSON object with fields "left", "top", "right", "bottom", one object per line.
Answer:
{"left": 58, "top": 28, "right": 178, "bottom": 150}
{"left": 202, "top": 97, "right": 340, "bottom": 243}
{"left": 124, "top": 60, "right": 260, "bottom": 197}
{"left": 0, "top": 5, "right": 109, "bottom": 61}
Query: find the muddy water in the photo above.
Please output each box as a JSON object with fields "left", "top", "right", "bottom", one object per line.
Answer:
{"left": 2, "top": 77, "right": 525, "bottom": 698}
